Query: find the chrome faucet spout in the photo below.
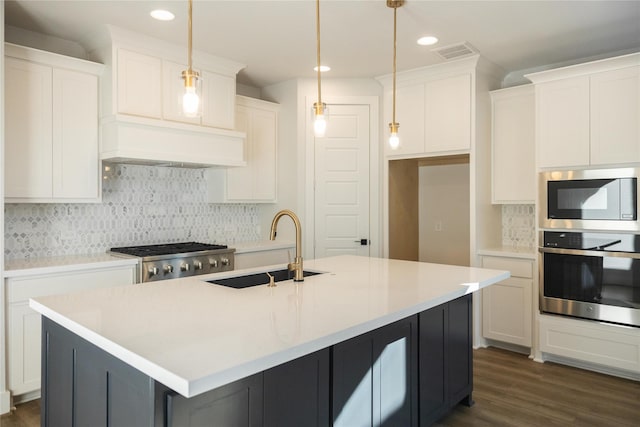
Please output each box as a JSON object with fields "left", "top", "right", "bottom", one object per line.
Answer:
{"left": 269, "top": 209, "right": 304, "bottom": 282}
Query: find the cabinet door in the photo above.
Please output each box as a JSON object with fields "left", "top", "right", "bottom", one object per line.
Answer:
{"left": 168, "top": 374, "right": 263, "bottom": 427}
{"left": 201, "top": 70, "right": 236, "bottom": 129}
{"left": 482, "top": 277, "right": 533, "bottom": 346}
{"left": 332, "top": 316, "right": 417, "bottom": 427}
{"left": 387, "top": 84, "right": 426, "bottom": 156}
{"left": 117, "top": 48, "right": 162, "bottom": 118}
{"left": 418, "top": 303, "right": 447, "bottom": 425}
{"left": 4, "top": 57, "right": 53, "bottom": 199}
{"left": 7, "top": 302, "right": 42, "bottom": 395}
{"left": 264, "top": 349, "right": 330, "bottom": 427}
{"left": 419, "top": 295, "right": 473, "bottom": 426}
{"left": 491, "top": 86, "right": 535, "bottom": 203}
{"left": 162, "top": 60, "right": 200, "bottom": 125}
{"left": 424, "top": 74, "right": 472, "bottom": 153}
{"left": 537, "top": 76, "right": 590, "bottom": 168}
{"left": 447, "top": 294, "right": 473, "bottom": 406}
{"left": 590, "top": 66, "right": 640, "bottom": 165}
{"left": 52, "top": 68, "right": 100, "bottom": 199}
{"left": 226, "top": 105, "right": 254, "bottom": 200}
{"left": 249, "top": 107, "right": 277, "bottom": 201}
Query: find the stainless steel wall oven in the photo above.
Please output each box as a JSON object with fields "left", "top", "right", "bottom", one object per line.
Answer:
{"left": 540, "top": 231, "right": 640, "bottom": 327}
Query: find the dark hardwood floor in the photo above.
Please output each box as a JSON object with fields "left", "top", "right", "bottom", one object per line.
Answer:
{"left": 2, "top": 347, "right": 638, "bottom": 426}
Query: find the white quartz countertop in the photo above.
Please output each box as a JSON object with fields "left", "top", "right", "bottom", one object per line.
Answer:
{"left": 30, "top": 255, "right": 509, "bottom": 398}
{"left": 4, "top": 253, "right": 139, "bottom": 278}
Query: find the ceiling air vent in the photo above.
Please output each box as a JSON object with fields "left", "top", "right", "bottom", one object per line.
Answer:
{"left": 432, "top": 42, "right": 478, "bottom": 60}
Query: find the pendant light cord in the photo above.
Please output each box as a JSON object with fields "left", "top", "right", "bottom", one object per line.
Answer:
{"left": 392, "top": 4, "right": 397, "bottom": 125}
{"left": 188, "top": 0, "right": 193, "bottom": 72}
{"left": 316, "top": 0, "right": 322, "bottom": 107}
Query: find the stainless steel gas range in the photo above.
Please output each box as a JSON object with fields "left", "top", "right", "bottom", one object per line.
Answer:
{"left": 110, "top": 242, "right": 235, "bottom": 283}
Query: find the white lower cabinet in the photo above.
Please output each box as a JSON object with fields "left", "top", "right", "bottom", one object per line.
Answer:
{"left": 481, "top": 256, "right": 533, "bottom": 348}
{"left": 5, "top": 263, "right": 137, "bottom": 398}
{"left": 539, "top": 314, "right": 640, "bottom": 374}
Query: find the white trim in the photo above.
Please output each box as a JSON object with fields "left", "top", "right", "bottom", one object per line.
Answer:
{"left": 304, "top": 96, "right": 381, "bottom": 260}
{"left": 1, "top": 3, "right": 10, "bottom": 415}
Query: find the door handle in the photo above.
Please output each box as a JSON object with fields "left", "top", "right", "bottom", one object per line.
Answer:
{"left": 354, "top": 239, "right": 369, "bottom": 246}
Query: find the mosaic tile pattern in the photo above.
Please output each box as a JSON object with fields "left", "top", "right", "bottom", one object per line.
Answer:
{"left": 501, "top": 204, "right": 536, "bottom": 248}
{"left": 4, "top": 164, "right": 260, "bottom": 260}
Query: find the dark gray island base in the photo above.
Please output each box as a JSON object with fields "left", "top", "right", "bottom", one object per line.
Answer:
{"left": 41, "top": 294, "right": 473, "bottom": 427}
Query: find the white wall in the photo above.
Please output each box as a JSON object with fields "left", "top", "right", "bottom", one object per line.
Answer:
{"left": 418, "top": 163, "right": 470, "bottom": 266}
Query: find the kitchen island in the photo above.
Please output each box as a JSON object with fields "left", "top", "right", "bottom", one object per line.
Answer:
{"left": 30, "top": 255, "right": 509, "bottom": 426}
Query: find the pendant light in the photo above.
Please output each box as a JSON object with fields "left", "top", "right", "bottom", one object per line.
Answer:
{"left": 387, "top": 0, "right": 403, "bottom": 150}
{"left": 312, "top": 0, "right": 327, "bottom": 137}
{"left": 181, "top": 0, "right": 201, "bottom": 117}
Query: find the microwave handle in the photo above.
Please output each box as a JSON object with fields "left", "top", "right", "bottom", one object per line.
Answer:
{"left": 539, "top": 246, "right": 640, "bottom": 259}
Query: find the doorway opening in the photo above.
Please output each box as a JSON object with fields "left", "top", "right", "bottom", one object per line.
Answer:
{"left": 388, "top": 154, "right": 470, "bottom": 266}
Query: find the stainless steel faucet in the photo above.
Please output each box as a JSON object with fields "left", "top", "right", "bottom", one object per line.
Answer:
{"left": 269, "top": 209, "right": 303, "bottom": 282}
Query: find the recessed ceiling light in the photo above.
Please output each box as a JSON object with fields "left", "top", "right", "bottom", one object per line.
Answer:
{"left": 150, "top": 9, "right": 175, "bottom": 21}
{"left": 417, "top": 36, "right": 439, "bottom": 46}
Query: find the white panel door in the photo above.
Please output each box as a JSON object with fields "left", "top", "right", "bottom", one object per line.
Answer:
{"left": 315, "top": 104, "right": 370, "bottom": 258}
{"left": 117, "top": 48, "right": 162, "bottom": 118}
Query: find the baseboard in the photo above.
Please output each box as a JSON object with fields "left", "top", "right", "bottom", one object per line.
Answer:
{"left": 12, "top": 390, "right": 40, "bottom": 405}
{"left": 483, "top": 339, "right": 532, "bottom": 357}
{"left": 542, "top": 352, "right": 640, "bottom": 381}
{"left": 0, "top": 390, "right": 11, "bottom": 415}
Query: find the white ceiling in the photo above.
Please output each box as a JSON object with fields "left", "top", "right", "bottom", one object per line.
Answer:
{"left": 5, "top": 0, "right": 640, "bottom": 88}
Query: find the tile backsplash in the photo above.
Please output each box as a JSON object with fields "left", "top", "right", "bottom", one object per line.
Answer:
{"left": 4, "top": 164, "right": 260, "bottom": 260}
{"left": 501, "top": 204, "right": 536, "bottom": 248}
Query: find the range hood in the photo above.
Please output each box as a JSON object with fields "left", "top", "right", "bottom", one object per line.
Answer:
{"left": 101, "top": 115, "right": 246, "bottom": 168}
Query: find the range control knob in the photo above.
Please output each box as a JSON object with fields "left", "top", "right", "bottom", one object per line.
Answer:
{"left": 180, "top": 263, "right": 190, "bottom": 272}
{"left": 194, "top": 260, "right": 203, "bottom": 270}
{"left": 147, "top": 266, "right": 159, "bottom": 277}
{"left": 163, "top": 265, "right": 174, "bottom": 274}
{"left": 209, "top": 258, "right": 219, "bottom": 268}
{"left": 221, "top": 258, "right": 230, "bottom": 267}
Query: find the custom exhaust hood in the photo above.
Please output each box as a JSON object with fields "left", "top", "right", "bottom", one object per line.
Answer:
{"left": 88, "top": 26, "right": 247, "bottom": 168}
{"left": 100, "top": 115, "right": 246, "bottom": 168}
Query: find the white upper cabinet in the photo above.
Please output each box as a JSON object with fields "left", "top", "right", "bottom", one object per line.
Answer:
{"left": 378, "top": 57, "right": 481, "bottom": 158}
{"left": 207, "top": 96, "right": 279, "bottom": 203}
{"left": 527, "top": 53, "right": 639, "bottom": 169}
{"left": 4, "top": 43, "right": 103, "bottom": 203}
{"left": 536, "top": 77, "right": 590, "bottom": 168}
{"left": 490, "top": 85, "right": 536, "bottom": 203}
{"left": 424, "top": 73, "right": 471, "bottom": 153}
{"left": 117, "top": 48, "right": 162, "bottom": 118}
{"left": 590, "top": 66, "right": 640, "bottom": 165}
{"left": 201, "top": 70, "right": 236, "bottom": 130}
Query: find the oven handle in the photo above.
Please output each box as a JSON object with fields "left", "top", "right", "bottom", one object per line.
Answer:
{"left": 539, "top": 246, "right": 640, "bottom": 259}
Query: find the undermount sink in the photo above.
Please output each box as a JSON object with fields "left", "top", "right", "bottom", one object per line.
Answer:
{"left": 208, "top": 269, "right": 323, "bottom": 289}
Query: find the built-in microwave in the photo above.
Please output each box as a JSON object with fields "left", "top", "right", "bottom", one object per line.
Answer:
{"left": 540, "top": 168, "right": 640, "bottom": 232}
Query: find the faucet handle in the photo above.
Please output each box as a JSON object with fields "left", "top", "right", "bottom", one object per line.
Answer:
{"left": 266, "top": 272, "right": 276, "bottom": 287}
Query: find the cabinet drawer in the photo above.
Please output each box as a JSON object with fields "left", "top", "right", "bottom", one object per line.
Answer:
{"left": 7, "top": 266, "right": 136, "bottom": 303}
{"left": 482, "top": 257, "right": 532, "bottom": 279}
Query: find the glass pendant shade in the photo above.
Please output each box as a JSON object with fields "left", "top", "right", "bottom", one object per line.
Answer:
{"left": 313, "top": 102, "right": 327, "bottom": 137}
{"left": 181, "top": 69, "right": 201, "bottom": 117}
{"left": 388, "top": 122, "right": 400, "bottom": 150}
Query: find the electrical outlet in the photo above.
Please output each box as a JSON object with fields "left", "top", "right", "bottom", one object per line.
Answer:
{"left": 435, "top": 221, "right": 443, "bottom": 232}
